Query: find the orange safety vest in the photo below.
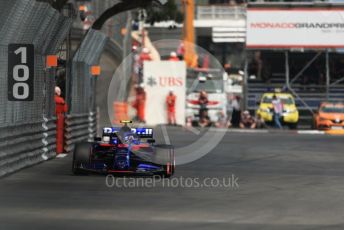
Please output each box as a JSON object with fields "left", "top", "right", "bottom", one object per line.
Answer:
{"left": 55, "top": 95, "right": 67, "bottom": 154}
{"left": 166, "top": 94, "right": 176, "bottom": 112}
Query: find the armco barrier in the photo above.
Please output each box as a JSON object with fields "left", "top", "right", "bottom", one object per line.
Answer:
{"left": 64, "top": 112, "right": 96, "bottom": 153}
{"left": 42, "top": 118, "right": 57, "bottom": 160}
{"left": 88, "top": 111, "right": 97, "bottom": 141}
{"left": 0, "top": 119, "right": 56, "bottom": 177}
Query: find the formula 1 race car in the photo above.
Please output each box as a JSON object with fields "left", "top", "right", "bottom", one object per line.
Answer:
{"left": 72, "top": 121, "right": 175, "bottom": 177}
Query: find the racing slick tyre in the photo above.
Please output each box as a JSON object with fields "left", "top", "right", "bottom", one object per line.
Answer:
{"left": 154, "top": 144, "right": 175, "bottom": 178}
{"left": 72, "top": 142, "right": 92, "bottom": 175}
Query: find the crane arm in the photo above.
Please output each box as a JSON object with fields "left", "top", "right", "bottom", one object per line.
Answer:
{"left": 182, "top": 0, "right": 198, "bottom": 68}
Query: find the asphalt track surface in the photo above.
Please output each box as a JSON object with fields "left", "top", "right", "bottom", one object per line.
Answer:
{"left": 1, "top": 127, "right": 344, "bottom": 230}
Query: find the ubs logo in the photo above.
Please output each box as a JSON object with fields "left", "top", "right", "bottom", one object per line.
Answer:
{"left": 147, "top": 76, "right": 183, "bottom": 87}
{"left": 159, "top": 76, "right": 183, "bottom": 87}
{"left": 147, "top": 76, "right": 157, "bottom": 87}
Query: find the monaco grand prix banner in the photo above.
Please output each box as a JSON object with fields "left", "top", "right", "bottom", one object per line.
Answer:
{"left": 143, "top": 61, "right": 186, "bottom": 126}
{"left": 246, "top": 8, "right": 344, "bottom": 48}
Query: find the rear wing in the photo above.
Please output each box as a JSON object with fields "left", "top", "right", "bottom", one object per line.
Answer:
{"left": 131, "top": 128, "right": 153, "bottom": 138}
{"left": 103, "top": 127, "right": 153, "bottom": 138}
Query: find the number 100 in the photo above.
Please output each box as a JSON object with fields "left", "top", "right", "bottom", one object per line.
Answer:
{"left": 8, "top": 45, "right": 33, "bottom": 101}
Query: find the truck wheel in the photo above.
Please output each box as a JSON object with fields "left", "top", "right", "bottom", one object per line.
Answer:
{"left": 72, "top": 142, "right": 92, "bottom": 175}
{"left": 288, "top": 123, "right": 298, "bottom": 130}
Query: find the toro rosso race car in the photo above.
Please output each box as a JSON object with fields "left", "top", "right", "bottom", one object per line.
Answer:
{"left": 72, "top": 121, "right": 175, "bottom": 177}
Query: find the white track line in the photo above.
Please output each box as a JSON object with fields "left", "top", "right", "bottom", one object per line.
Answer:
{"left": 297, "top": 130, "right": 325, "bottom": 135}
{"left": 227, "top": 129, "right": 269, "bottom": 134}
{"left": 185, "top": 126, "right": 201, "bottom": 135}
{"left": 56, "top": 154, "right": 68, "bottom": 158}
{"left": 160, "top": 125, "right": 171, "bottom": 145}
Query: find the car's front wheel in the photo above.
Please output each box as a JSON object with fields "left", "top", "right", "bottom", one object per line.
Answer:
{"left": 72, "top": 142, "right": 92, "bottom": 175}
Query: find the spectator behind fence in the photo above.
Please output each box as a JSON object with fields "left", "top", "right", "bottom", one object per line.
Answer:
{"left": 226, "top": 94, "right": 234, "bottom": 127}
{"left": 215, "top": 111, "right": 230, "bottom": 128}
{"left": 240, "top": 110, "right": 256, "bottom": 129}
{"left": 198, "top": 110, "right": 211, "bottom": 128}
{"left": 255, "top": 113, "right": 267, "bottom": 129}
{"left": 199, "top": 90, "right": 209, "bottom": 121}
{"left": 169, "top": 52, "right": 180, "bottom": 61}
{"left": 231, "top": 95, "right": 241, "bottom": 127}
{"left": 177, "top": 42, "right": 185, "bottom": 60}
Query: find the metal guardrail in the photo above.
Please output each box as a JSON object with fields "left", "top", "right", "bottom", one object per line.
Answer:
{"left": 88, "top": 111, "right": 97, "bottom": 141}
{"left": 64, "top": 112, "right": 96, "bottom": 153}
{"left": 196, "top": 5, "right": 246, "bottom": 20}
{"left": 42, "top": 118, "right": 57, "bottom": 160}
{"left": 0, "top": 119, "right": 56, "bottom": 177}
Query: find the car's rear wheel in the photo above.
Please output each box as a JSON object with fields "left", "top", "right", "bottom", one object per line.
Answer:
{"left": 154, "top": 144, "right": 175, "bottom": 178}
{"left": 72, "top": 142, "right": 92, "bottom": 175}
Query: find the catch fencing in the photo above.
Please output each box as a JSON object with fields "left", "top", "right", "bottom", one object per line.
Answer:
{"left": 0, "top": 0, "right": 71, "bottom": 176}
{"left": 65, "top": 29, "right": 108, "bottom": 152}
